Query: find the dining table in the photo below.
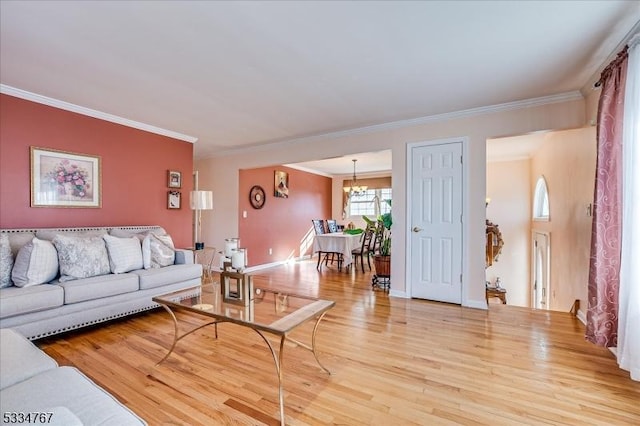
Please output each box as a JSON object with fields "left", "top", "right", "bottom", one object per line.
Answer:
{"left": 312, "top": 232, "right": 362, "bottom": 271}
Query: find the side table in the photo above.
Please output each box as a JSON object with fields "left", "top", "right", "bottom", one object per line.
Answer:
{"left": 188, "top": 246, "right": 217, "bottom": 283}
{"left": 486, "top": 286, "right": 507, "bottom": 304}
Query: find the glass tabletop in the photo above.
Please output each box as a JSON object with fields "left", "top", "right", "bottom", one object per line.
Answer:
{"left": 153, "top": 283, "right": 335, "bottom": 335}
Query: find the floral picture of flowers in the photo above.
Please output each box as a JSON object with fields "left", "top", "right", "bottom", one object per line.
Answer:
{"left": 30, "top": 147, "right": 101, "bottom": 208}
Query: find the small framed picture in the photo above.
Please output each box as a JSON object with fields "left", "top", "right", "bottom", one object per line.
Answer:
{"left": 274, "top": 170, "right": 289, "bottom": 198}
{"left": 168, "top": 170, "right": 182, "bottom": 188}
{"left": 168, "top": 191, "right": 181, "bottom": 209}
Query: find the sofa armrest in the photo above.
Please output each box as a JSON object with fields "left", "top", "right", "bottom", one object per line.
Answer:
{"left": 0, "top": 329, "right": 58, "bottom": 390}
{"left": 174, "top": 249, "right": 194, "bottom": 265}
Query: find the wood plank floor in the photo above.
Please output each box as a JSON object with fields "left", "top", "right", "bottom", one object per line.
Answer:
{"left": 38, "top": 260, "right": 640, "bottom": 425}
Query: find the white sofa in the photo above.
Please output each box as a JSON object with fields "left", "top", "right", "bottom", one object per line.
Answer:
{"left": 0, "top": 226, "right": 202, "bottom": 340}
{"left": 0, "top": 328, "right": 146, "bottom": 425}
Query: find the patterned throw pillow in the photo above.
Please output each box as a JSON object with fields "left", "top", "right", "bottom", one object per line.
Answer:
{"left": 11, "top": 237, "right": 59, "bottom": 287}
{"left": 52, "top": 234, "right": 111, "bottom": 282}
{"left": 1, "top": 234, "right": 15, "bottom": 288}
{"left": 148, "top": 234, "right": 175, "bottom": 268}
{"left": 102, "top": 235, "right": 143, "bottom": 274}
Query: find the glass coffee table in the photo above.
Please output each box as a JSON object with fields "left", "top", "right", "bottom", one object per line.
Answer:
{"left": 152, "top": 283, "right": 335, "bottom": 425}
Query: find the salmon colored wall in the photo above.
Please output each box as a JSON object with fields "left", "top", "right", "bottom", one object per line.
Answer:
{"left": 530, "top": 127, "right": 596, "bottom": 313}
{"left": 584, "top": 88, "right": 600, "bottom": 127}
{"left": 486, "top": 158, "right": 531, "bottom": 307}
{"left": 0, "top": 94, "right": 194, "bottom": 247}
{"left": 238, "top": 166, "right": 332, "bottom": 266}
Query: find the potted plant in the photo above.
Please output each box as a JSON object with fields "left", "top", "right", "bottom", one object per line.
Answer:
{"left": 365, "top": 200, "right": 392, "bottom": 277}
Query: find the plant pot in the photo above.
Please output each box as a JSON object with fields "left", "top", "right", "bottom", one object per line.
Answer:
{"left": 373, "top": 254, "right": 391, "bottom": 277}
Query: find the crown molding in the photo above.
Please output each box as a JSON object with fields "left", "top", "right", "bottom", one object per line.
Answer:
{"left": 211, "top": 91, "right": 583, "bottom": 158}
{"left": 283, "top": 163, "right": 334, "bottom": 178}
{"left": 0, "top": 84, "right": 198, "bottom": 143}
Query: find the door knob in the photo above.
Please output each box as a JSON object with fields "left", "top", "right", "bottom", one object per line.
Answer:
{"left": 412, "top": 226, "right": 422, "bottom": 233}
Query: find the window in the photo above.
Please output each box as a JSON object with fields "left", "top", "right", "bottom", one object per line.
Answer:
{"left": 533, "top": 176, "right": 549, "bottom": 221}
{"left": 348, "top": 188, "right": 392, "bottom": 218}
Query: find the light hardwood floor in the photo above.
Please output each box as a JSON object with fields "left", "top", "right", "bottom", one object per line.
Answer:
{"left": 38, "top": 260, "right": 640, "bottom": 425}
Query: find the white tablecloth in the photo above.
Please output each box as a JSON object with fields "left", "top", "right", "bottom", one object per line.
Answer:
{"left": 312, "top": 233, "right": 362, "bottom": 267}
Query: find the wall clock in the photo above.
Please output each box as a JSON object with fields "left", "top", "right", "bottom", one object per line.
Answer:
{"left": 249, "top": 185, "right": 266, "bottom": 209}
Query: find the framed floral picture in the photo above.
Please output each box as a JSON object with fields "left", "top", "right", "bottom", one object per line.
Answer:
{"left": 30, "top": 147, "right": 101, "bottom": 208}
{"left": 168, "top": 170, "right": 181, "bottom": 188}
{"left": 168, "top": 191, "right": 181, "bottom": 209}
{"left": 274, "top": 170, "right": 289, "bottom": 198}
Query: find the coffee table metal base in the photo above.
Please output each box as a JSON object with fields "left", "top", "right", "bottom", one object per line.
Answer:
{"left": 154, "top": 305, "right": 331, "bottom": 426}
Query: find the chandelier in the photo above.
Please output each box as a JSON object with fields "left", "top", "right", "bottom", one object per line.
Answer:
{"left": 343, "top": 159, "right": 368, "bottom": 198}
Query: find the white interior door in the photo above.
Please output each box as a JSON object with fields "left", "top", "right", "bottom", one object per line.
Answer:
{"left": 532, "top": 231, "right": 550, "bottom": 309}
{"left": 410, "top": 142, "right": 463, "bottom": 303}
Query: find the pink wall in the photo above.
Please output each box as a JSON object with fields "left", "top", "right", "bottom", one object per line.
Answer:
{"left": 0, "top": 94, "right": 194, "bottom": 247}
{"left": 531, "top": 127, "right": 596, "bottom": 312}
{"left": 486, "top": 159, "right": 531, "bottom": 307}
{"left": 238, "top": 166, "right": 332, "bottom": 266}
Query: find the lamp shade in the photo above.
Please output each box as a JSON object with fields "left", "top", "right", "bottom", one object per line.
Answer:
{"left": 190, "top": 190, "right": 213, "bottom": 210}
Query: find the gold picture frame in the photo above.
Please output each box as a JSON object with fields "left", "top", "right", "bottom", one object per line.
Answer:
{"left": 274, "top": 170, "right": 289, "bottom": 198}
{"left": 30, "top": 146, "right": 101, "bottom": 208}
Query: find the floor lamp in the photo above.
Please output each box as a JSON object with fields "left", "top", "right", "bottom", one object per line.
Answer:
{"left": 190, "top": 190, "right": 213, "bottom": 249}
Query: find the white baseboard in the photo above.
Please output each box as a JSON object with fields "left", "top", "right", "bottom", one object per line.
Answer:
{"left": 389, "top": 289, "right": 408, "bottom": 298}
{"left": 242, "top": 255, "right": 312, "bottom": 273}
{"left": 464, "top": 299, "right": 488, "bottom": 310}
{"left": 577, "top": 309, "right": 587, "bottom": 325}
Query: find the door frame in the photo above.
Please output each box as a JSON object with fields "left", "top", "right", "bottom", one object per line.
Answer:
{"left": 406, "top": 137, "right": 470, "bottom": 305}
{"left": 531, "top": 230, "right": 551, "bottom": 309}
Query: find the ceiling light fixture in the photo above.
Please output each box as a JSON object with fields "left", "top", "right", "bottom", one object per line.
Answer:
{"left": 343, "top": 159, "right": 368, "bottom": 198}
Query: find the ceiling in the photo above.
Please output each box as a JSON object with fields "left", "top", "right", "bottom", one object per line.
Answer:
{"left": 1, "top": 1, "right": 639, "bottom": 174}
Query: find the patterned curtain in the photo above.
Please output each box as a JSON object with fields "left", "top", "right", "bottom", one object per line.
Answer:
{"left": 618, "top": 34, "right": 640, "bottom": 381}
{"left": 586, "top": 47, "right": 628, "bottom": 347}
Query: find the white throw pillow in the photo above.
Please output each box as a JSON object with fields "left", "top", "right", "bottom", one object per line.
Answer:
{"left": 148, "top": 234, "right": 175, "bottom": 268}
{"left": 0, "top": 234, "right": 14, "bottom": 288}
{"left": 11, "top": 237, "right": 59, "bottom": 287}
{"left": 52, "top": 234, "right": 110, "bottom": 282}
{"left": 103, "top": 235, "right": 143, "bottom": 273}
{"left": 141, "top": 234, "right": 152, "bottom": 269}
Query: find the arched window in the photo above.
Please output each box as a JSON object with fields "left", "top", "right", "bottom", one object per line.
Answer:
{"left": 533, "top": 176, "right": 550, "bottom": 221}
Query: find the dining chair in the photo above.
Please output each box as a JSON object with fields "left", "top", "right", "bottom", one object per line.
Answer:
{"left": 312, "top": 219, "right": 343, "bottom": 270}
{"left": 372, "top": 220, "right": 385, "bottom": 254}
{"left": 350, "top": 224, "right": 376, "bottom": 273}
{"left": 326, "top": 219, "right": 339, "bottom": 233}
{"left": 312, "top": 219, "right": 326, "bottom": 235}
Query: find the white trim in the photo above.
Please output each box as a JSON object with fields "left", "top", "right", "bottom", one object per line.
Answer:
{"left": 533, "top": 175, "right": 550, "bottom": 220}
{"left": 465, "top": 299, "right": 488, "bottom": 310}
{"left": 242, "top": 255, "right": 313, "bottom": 273}
{"left": 531, "top": 230, "right": 551, "bottom": 310}
{"left": 405, "top": 137, "right": 471, "bottom": 307}
{"left": 209, "top": 92, "right": 583, "bottom": 158}
{"left": 577, "top": 309, "right": 587, "bottom": 326}
{"left": 389, "top": 289, "right": 408, "bottom": 298}
{"left": 284, "top": 163, "right": 334, "bottom": 178}
{"left": 0, "top": 84, "right": 198, "bottom": 143}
